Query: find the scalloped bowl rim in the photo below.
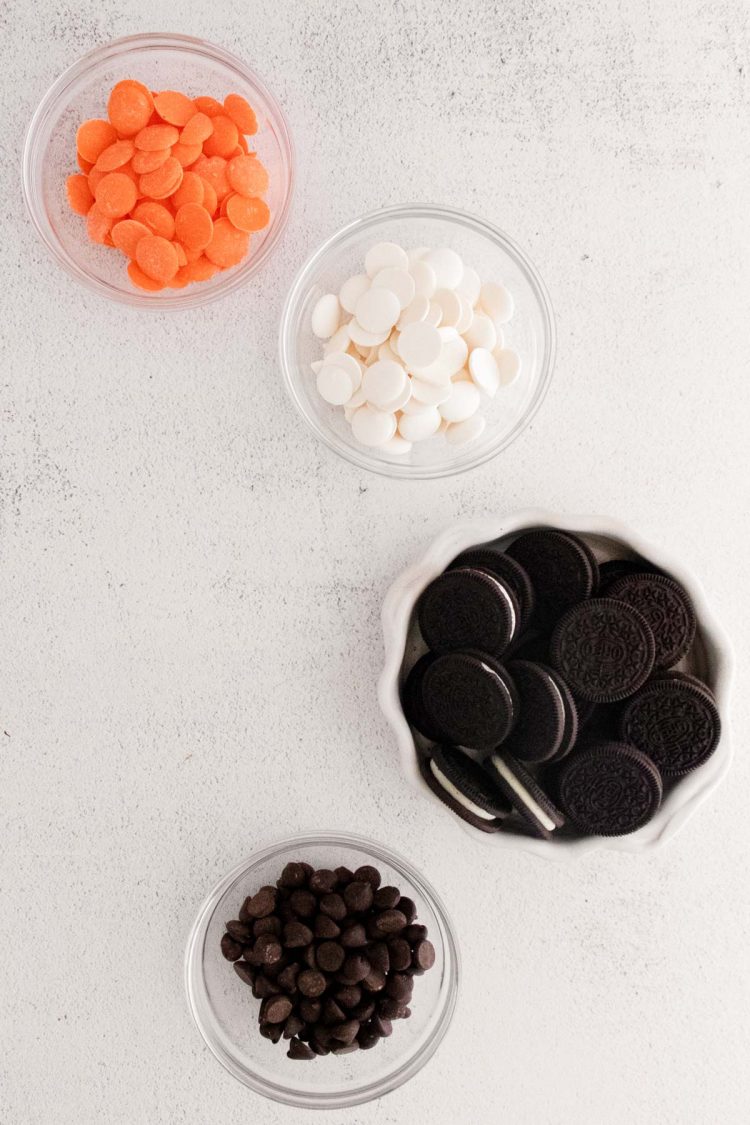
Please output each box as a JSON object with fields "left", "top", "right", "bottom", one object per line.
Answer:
{"left": 377, "top": 510, "right": 735, "bottom": 859}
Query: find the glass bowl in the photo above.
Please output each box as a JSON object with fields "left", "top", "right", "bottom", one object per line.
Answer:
{"left": 184, "top": 831, "right": 459, "bottom": 1109}
{"left": 22, "top": 33, "right": 294, "bottom": 309}
{"left": 279, "top": 204, "right": 555, "bottom": 479}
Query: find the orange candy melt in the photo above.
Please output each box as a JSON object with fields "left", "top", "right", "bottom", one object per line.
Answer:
{"left": 67, "top": 77, "right": 270, "bottom": 292}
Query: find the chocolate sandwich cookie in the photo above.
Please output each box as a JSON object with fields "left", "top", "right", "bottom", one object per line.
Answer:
{"left": 423, "top": 746, "right": 512, "bottom": 832}
{"left": 598, "top": 558, "right": 659, "bottom": 593}
{"left": 421, "top": 650, "right": 518, "bottom": 751}
{"left": 506, "top": 529, "right": 599, "bottom": 627}
{"left": 449, "top": 547, "right": 536, "bottom": 630}
{"left": 400, "top": 653, "right": 444, "bottom": 743}
{"left": 504, "top": 660, "right": 577, "bottom": 763}
{"left": 486, "top": 751, "right": 565, "bottom": 838}
{"left": 619, "top": 672, "right": 721, "bottom": 777}
{"left": 551, "top": 597, "right": 656, "bottom": 702}
{"left": 417, "top": 567, "right": 519, "bottom": 656}
{"left": 557, "top": 740, "right": 663, "bottom": 836}
{"left": 607, "top": 572, "right": 696, "bottom": 670}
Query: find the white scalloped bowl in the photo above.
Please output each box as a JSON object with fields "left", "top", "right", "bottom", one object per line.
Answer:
{"left": 378, "top": 510, "right": 734, "bottom": 859}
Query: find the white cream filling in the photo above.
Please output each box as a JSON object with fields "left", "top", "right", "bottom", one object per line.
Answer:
{"left": 483, "top": 572, "right": 517, "bottom": 641}
{"left": 430, "top": 759, "right": 496, "bottom": 821}
{"left": 490, "top": 754, "right": 556, "bottom": 832}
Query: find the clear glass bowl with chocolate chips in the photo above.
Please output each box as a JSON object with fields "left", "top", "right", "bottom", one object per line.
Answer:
{"left": 184, "top": 831, "right": 459, "bottom": 1108}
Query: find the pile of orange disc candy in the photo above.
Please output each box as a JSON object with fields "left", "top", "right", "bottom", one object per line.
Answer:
{"left": 65, "top": 81, "right": 271, "bottom": 292}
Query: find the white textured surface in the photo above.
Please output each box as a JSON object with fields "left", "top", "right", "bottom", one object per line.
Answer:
{"left": 2, "top": 2, "right": 749, "bottom": 1123}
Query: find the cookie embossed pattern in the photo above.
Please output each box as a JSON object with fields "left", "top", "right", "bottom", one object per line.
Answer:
{"left": 378, "top": 511, "right": 734, "bottom": 858}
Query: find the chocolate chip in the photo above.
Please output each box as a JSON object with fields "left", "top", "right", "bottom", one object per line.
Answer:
{"left": 221, "top": 933, "right": 243, "bottom": 961}
{"left": 319, "top": 893, "right": 347, "bottom": 921}
{"left": 354, "top": 865, "right": 381, "bottom": 890}
{"left": 260, "top": 1022, "right": 283, "bottom": 1044}
{"left": 309, "top": 1041, "right": 329, "bottom": 1056}
{"left": 278, "top": 862, "right": 307, "bottom": 888}
{"left": 373, "top": 886, "right": 401, "bottom": 910}
{"left": 263, "top": 953, "right": 289, "bottom": 979}
{"left": 334, "top": 866, "right": 354, "bottom": 885}
{"left": 302, "top": 945, "right": 318, "bottom": 970}
{"left": 316, "top": 941, "right": 345, "bottom": 973}
{"left": 413, "top": 939, "right": 436, "bottom": 972}
{"left": 299, "top": 862, "right": 314, "bottom": 881}
{"left": 283, "top": 1013, "right": 305, "bottom": 1039}
{"left": 283, "top": 921, "right": 313, "bottom": 948}
{"left": 252, "top": 974, "right": 280, "bottom": 999}
{"left": 374, "top": 909, "right": 407, "bottom": 935}
{"left": 332, "top": 1041, "right": 360, "bottom": 1055}
{"left": 350, "top": 999, "right": 376, "bottom": 1022}
{"left": 357, "top": 1026, "right": 381, "bottom": 1050}
{"left": 322, "top": 998, "right": 346, "bottom": 1024}
{"left": 309, "top": 869, "right": 338, "bottom": 895}
{"left": 262, "top": 995, "right": 293, "bottom": 1024}
{"left": 298, "top": 999, "right": 321, "bottom": 1024}
{"left": 387, "top": 938, "right": 412, "bottom": 972}
{"left": 344, "top": 880, "right": 374, "bottom": 913}
{"left": 340, "top": 953, "right": 370, "bottom": 983}
{"left": 225, "top": 919, "right": 252, "bottom": 943}
{"left": 362, "top": 968, "right": 386, "bottom": 993}
{"left": 253, "top": 915, "right": 282, "bottom": 938}
{"left": 386, "top": 973, "right": 413, "bottom": 1001}
{"left": 287, "top": 1037, "right": 315, "bottom": 1060}
{"left": 253, "top": 933, "right": 283, "bottom": 965}
{"left": 397, "top": 896, "right": 418, "bottom": 924}
{"left": 379, "top": 998, "right": 407, "bottom": 1020}
{"left": 403, "top": 924, "right": 428, "bottom": 943}
{"left": 372, "top": 1014, "right": 393, "bottom": 1038}
{"left": 245, "top": 887, "right": 277, "bottom": 918}
{"left": 334, "top": 985, "right": 361, "bottom": 1009}
{"left": 340, "top": 922, "right": 367, "bottom": 948}
{"left": 289, "top": 889, "right": 317, "bottom": 918}
{"left": 238, "top": 896, "right": 253, "bottom": 924}
{"left": 233, "top": 962, "right": 255, "bottom": 986}
{"left": 277, "top": 963, "right": 300, "bottom": 993}
{"left": 313, "top": 914, "right": 341, "bottom": 940}
{"left": 367, "top": 942, "right": 390, "bottom": 974}
{"left": 330, "top": 1019, "right": 360, "bottom": 1044}
{"left": 298, "top": 970, "right": 327, "bottom": 998}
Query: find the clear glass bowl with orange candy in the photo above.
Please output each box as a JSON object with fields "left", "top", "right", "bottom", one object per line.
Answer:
{"left": 23, "top": 33, "right": 293, "bottom": 308}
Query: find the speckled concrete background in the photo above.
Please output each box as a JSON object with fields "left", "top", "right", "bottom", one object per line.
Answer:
{"left": 2, "top": 1, "right": 749, "bottom": 1122}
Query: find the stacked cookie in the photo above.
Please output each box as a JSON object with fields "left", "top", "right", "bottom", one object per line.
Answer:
{"left": 401, "top": 529, "right": 721, "bottom": 839}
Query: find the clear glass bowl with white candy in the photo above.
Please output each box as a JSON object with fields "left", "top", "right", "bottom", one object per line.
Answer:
{"left": 279, "top": 205, "right": 555, "bottom": 479}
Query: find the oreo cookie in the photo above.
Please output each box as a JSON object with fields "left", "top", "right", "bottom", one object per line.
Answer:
{"left": 504, "top": 660, "right": 577, "bottom": 763}
{"left": 551, "top": 598, "right": 656, "bottom": 702}
{"left": 557, "top": 741, "right": 663, "bottom": 836}
{"left": 619, "top": 672, "right": 720, "bottom": 777}
{"left": 423, "top": 746, "right": 512, "bottom": 832}
{"left": 417, "top": 567, "right": 519, "bottom": 656}
{"left": 449, "top": 547, "right": 535, "bottom": 630}
{"left": 607, "top": 572, "right": 696, "bottom": 670}
{"left": 506, "top": 530, "right": 598, "bottom": 627}
{"left": 400, "top": 654, "right": 444, "bottom": 743}
{"left": 599, "top": 558, "right": 658, "bottom": 593}
{"left": 421, "top": 651, "right": 518, "bottom": 751}
{"left": 486, "top": 751, "right": 565, "bottom": 839}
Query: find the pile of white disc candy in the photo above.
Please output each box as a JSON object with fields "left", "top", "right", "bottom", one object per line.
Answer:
{"left": 309, "top": 242, "right": 522, "bottom": 454}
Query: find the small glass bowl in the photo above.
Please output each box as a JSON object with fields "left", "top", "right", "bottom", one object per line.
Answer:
{"left": 22, "top": 33, "right": 293, "bottom": 309}
{"left": 279, "top": 204, "right": 555, "bottom": 479}
{"left": 184, "top": 831, "right": 459, "bottom": 1109}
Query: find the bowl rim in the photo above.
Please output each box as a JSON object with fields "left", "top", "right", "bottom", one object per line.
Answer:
{"left": 22, "top": 31, "right": 294, "bottom": 309}
{"left": 184, "top": 829, "right": 460, "bottom": 1108}
{"left": 278, "top": 203, "right": 556, "bottom": 479}
{"left": 377, "top": 510, "right": 735, "bottom": 859}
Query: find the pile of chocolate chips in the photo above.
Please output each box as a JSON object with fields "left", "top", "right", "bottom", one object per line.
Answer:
{"left": 402, "top": 528, "right": 721, "bottom": 839}
{"left": 220, "top": 860, "right": 435, "bottom": 1059}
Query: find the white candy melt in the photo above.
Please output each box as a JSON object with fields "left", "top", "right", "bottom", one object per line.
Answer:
{"left": 480, "top": 282, "right": 514, "bottom": 324}
{"left": 311, "top": 293, "right": 341, "bottom": 339}
{"left": 398, "top": 322, "right": 442, "bottom": 369}
{"left": 365, "top": 241, "right": 409, "bottom": 277}
{"left": 355, "top": 287, "right": 401, "bottom": 334}
{"left": 308, "top": 241, "right": 521, "bottom": 457}
{"left": 362, "top": 360, "right": 407, "bottom": 410}
{"left": 339, "top": 273, "right": 371, "bottom": 314}
{"left": 316, "top": 365, "right": 353, "bottom": 405}
{"left": 351, "top": 405, "right": 397, "bottom": 447}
